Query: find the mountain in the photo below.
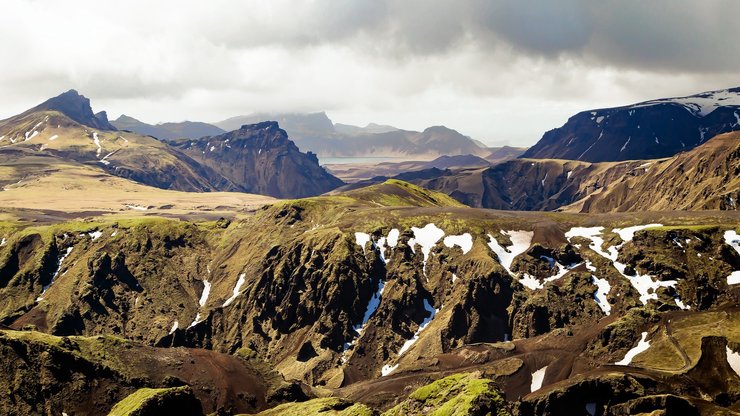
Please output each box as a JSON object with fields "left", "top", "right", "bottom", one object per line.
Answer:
{"left": 13, "top": 89, "right": 117, "bottom": 131}
{"left": 325, "top": 153, "right": 493, "bottom": 183}
{"left": 0, "top": 179, "right": 738, "bottom": 414}
{"left": 485, "top": 146, "right": 528, "bottom": 163}
{"left": 522, "top": 87, "right": 740, "bottom": 162}
{"left": 111, "top": 114, "right": 226, "bottom": 140}
{"left": 216, "top": 112, "right": 489, "bottom": 159}
{"left": 216, "top": 112, "right": 335, "bottom": 137}
{"left": 173, "top": 121, "right": 344, "bottom": 198}
{"left": 0, "top": 91, "right": 343, "bottom": 198}
{"left": 340, "top": 131, "right": 740, "bottom": 212}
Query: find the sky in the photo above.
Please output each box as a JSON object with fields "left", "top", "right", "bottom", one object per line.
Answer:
{"left": 0, "top": 0, "right": 739, "bottom": 146}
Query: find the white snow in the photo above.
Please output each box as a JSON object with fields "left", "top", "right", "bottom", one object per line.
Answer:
{"left": 518, "top": 274, "right": 543, "bottom": 290}
{"left": 596, "top": 116, "right": 604, "bottom": 123}
{"left": 125, "top": 204, "right": 148, "bottom": 211}
{"left": 387, "top": 228, "right": 400, "bottom": 247}
{"left": 727, "top": 347, "right": 740, "bottom": 377}
{"left": 723, "top": 231, "right": 740, "bottom": 285}
{"left": 592, "top": 275, "right": 612, "bottom": 315}
{"left": 0, "top": 238, "right": 6, "bottom": 247}
{"left": 88, "top": 231, "right": 103, "bottom": 241}
{"left": 222, "top": 273, "right": 246, "bottom": 307}
{"left": 615, "top": 332, "right": 651, "bottom": 365}
{"left": 36, "top": 247, "right": 73, "bottom": 301}
{"left": 614, "top": 224, "right": 663, "bottom": 243}
{"left": 397, "top": 299, "right": 438, "bottom": 357}
{"left": 725, "top": 230, "right": 740, "bottom": 255}
{"left": 169, "top": 320, "right": 179, "bottom": 334}
{"left": 99, "top": 151, "right": 115, "bottom": 165}
{"left": 92, "top": 132, "right": 102, "bottom": 157}
{"left": 48, "top": 135, "right": 58, "bottom": 141}
{"left": 381, "top": 363, "right": 398, "bottom": 377}
{"left": 355, "top": 232, "right": 371, "bottom": 254}
{"left": 443, "top": 233, "right": 473, "bottom": 254}
{"left": 541, "top": 172, "right": 548, "bottom": 187}
{"left": 410, "top": 223, "right": 445, "bottom": 274}
{"left": 565, "top": 227, "right": 613, "bottom": 260}
{"left": 487, "top": 230, "right": 533, "bottom": 275}
{"left": 352, "top": 278, "right": 385, "bottom": 337}
{"left": 566, "top": 170, "right": 572, "bottom": 179}
{"left": 210, "top": 145, "right": 216, "bottom": 152}
{"left": 620, "top": 137, "right": 631, "bottom": 152}
{"left": 452, "top": 273, "right": 458, "bottom": 283}
{"left": 530, "top": 366, "right": 547, "bottom": 392}
{"left": 198, "top": 279, "right": 211, "bottom": 307}
{"left": 24, "top": 131, "right": 39, "bottom": 141}
{"left": 111, "top": 231, "right": 117, "bottom": 237}
{"left": 567, "top": 225, "right": 680, "bottom": 306}
{"left": 632, "top": 88, "right": 740, "bottom": 117}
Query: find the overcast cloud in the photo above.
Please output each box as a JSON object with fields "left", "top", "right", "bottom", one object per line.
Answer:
{"left": 0, "top": 0, "right": 738, "bottom": 145}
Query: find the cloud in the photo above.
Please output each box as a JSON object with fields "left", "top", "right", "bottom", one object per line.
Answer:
{"left": 0, "top": 0, "right": 737, "bottom": 145}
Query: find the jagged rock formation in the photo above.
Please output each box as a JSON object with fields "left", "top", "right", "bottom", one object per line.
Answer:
{"left": 0, "top": 180, "right": 738, "bottom": 415}
{"left": 173, "top": 121, "right": 344, "bottom": 198}
{"left": 522, "top": 87, "right": 740, "bottom": 162}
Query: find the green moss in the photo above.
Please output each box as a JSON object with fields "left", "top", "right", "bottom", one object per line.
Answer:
{"left": 246, "top": 397, "right": 376, "bottom": 416}
{"left": 384, "top": 373, "right": 510, "bottom": 416}
{"left": 108, "top": 386, "right": 191, "bottom": 416}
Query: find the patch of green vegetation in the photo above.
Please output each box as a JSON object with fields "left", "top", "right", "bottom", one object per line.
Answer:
{"left": 247, "top": 397, "right": 376, "bottom": 416}
{"left": 384, "top": 373, "right": 510, "bottom": 416}
{"left": 649, "top": 225, "right": 719, "bottom": 232}
{"left": 108, "top": 386, "right": 191, "bottom": 416}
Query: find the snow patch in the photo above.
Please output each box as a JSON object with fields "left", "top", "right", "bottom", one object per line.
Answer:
{"left": 722, "top": 231, "right": 740, "bottom": 284}
{"left": 88, "top": 231, "right": 103, "bottom": 241}
{"left": 397, "top": 299, "right": 439, "bottom": 357}
{"left": 727, "top": 346, "right": 740, "bottom": 377}
{"left": 530, "top": 366, "right": 547, "bottom": 392}
{"left": 615, "top": 332, "right": 651, "bottom": 365}
{"left": 92, "top": 132, "right": 102, "bottom": 157}
{"left": 36, "top": 247, "right": 74, "bottom": 301}
{"left": 387, "top": 228, "right": 400, "bottom": 247}
{"left": 410, "top": 223, "right": 445, "bottom": 275}
{"left": 486, "top": 230, "right": 533, "bottom": 275}
{"left": 443, "top": 233, "right": 473, "bottom": 254}
{"left": 169, "top": 320, "right": 179, "bottom": 334}
{"left": 48, "top": 135, "right": 58, "bottom": 141}
{"left": 0, "top": 238, "right": 6, "bottom": 247}
{"left": 355, "top": 232, "right": 370, "bottom": 254}
{"left": 198, "top": 280, "right": 211, "bottom": 307}
{"left": 222, "top": 273, "right": 246, "bottom": 307}
{"left": 592, "top": 275, "right": 612, "bottom": 315}
{"left": 125, "top": 204, "right": 148, "bottom": 211}
{"left": 381, "top": 364, "right": 398, "bottom": 377}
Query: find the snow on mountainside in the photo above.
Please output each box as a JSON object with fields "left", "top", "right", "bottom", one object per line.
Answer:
{"left": 523, "top": 87, "right": 740, "bottom": 162}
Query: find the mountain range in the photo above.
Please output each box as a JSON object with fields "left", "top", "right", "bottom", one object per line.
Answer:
{"left": 0, "top": 87, "right": 738, "bottom": 416}
{"left": 0, "top": 90, "right": 342, "bottom": 199}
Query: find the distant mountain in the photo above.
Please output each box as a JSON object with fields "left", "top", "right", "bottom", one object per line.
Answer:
{"left": 215, "top": 112, "right": 488, "bottom": 159}
{"left": 216, "top": 112, "right": 335, "bottom": 137}
{"left": 17, "top": 89, "right": 117, "bottom": 131}
{"left": 339, "top": 131, "right": 739, "bottom": 212}
{"left": 111, "top": 114, "right": 225, "bottom": 140}
{"left": 522, "top": 87, "right": 740, "bottom": 162}
{"left": 325, "top": 153, "right": 493, "bottom": 183}
{"left": 173, "top": 121, "right": 344, "bottom": 198}
{"left": 484, "top": 146, "right": 528, "bottom": 163}
{"left": 0, "top": 91, "right": 342, "bottom": 198}
{"left": 334, "top": 122, "right": 399, "bottom": 135}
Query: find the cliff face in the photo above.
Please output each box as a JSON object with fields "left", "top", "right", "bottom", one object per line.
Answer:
{"left": 174, "top": 121, "right": 344, "bottom": 198}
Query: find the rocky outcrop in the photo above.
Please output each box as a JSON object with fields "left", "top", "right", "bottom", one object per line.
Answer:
{"left": 20, "top": 89, "right": 116, "bottom": 130}
{"left": 174, "top": 121, "right": 344, "bottom": 198}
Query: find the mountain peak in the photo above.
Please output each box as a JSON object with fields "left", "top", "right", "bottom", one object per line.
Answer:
{"left": 27, "top": 90, "right": 116, "bottom": 131}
